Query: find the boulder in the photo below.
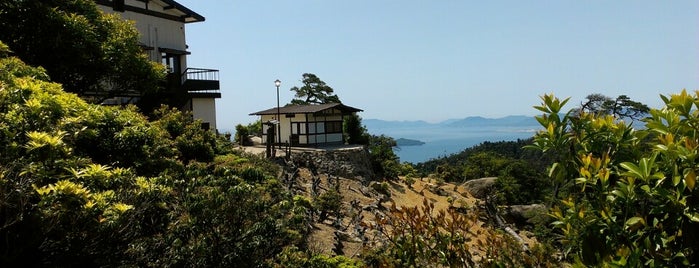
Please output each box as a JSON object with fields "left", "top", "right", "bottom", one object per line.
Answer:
{"left": 249, "top": 135, "right": 262, "bottom": 145}
{"left": 503, "top": 204, "right": 547, "bottom": 226}
{"left": 462, "top": 177, "right": 497, "bottom": 199}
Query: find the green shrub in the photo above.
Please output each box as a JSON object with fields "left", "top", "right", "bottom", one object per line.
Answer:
{"left": 368, "top": 135, "right": 400, "bottom": 180}
{"left": 366, "top": 199, "right": 559, "bottom": 267}
{"left": 530, "top": 92, "right": 699, "bottom": 266}
{"left": 0, "top": 49, "right": 304, "bottom": 267}
{"left": 314, "top": 189, "right": 343, "bottom": 221}
{"left": 370, "top": 181, "right": 391, "bottom": 197}
{"left": 272, "top": 246, "right": 364, "bottom": 268}
{"left": 235, "top": 123, "right": 250, "bottom": 145}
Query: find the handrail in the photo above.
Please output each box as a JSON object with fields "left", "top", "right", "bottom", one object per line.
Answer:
{"left": 181, "top": 68, "right": 219, "bottom": 84}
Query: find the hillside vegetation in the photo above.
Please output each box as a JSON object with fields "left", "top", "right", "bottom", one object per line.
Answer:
{"left": 0, "top": 45, "right": 302, "bottom": 266}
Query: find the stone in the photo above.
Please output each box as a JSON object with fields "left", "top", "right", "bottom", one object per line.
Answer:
{"left": 291, "top": 147, "right": 375, "bottom": 181}
{"left": 503, "top": 204, "right": 547, "bottom": 226}
{"left": 462, "top": 177, "right": 498, "bottom": 199}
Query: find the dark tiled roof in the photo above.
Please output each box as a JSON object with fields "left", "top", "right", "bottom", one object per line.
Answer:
{"left": 250, "top": 103, "right": 363, "bottom": 115}
{"left": 160, "top": 0, "right": 205, "bottom": 22}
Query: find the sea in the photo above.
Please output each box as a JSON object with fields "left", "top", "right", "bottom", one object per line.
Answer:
{"left": 366, "top": 123, "right": 542, "bottom": 164}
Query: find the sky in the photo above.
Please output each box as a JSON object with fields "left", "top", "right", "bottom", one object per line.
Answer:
{"left": 176, "top": 0, "right": 698, "bottom": 131}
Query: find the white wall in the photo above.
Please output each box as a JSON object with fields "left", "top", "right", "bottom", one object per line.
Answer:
{"left": 97, "top": 2, "right": 188, "bottom": 69}
{"left": 192, "top": 98, "right": 217, "bottom": 131}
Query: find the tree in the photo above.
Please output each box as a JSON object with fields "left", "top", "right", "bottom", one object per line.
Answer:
{"left": 0, "top": 0, "right": 165, "bottom": 105}
{"left": 289, "top": 73, "right": 340, "bottom": 105}
{"left": 343, "top": 114, "right": 370, "bottom": 145}
{"left": 577, "top": 93, "right": 650, "bottom": 121}
{"left": 368, "top": 135, "right": 401, "bottom": 180}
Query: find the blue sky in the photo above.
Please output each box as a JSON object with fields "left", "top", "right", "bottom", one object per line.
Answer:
{"left": 177, "top": 0, "right": 698, "bottom": 131}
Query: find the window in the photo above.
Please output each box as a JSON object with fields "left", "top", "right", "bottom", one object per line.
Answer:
{"left": 326, "top": 121, "right": 343, "bottom": 133}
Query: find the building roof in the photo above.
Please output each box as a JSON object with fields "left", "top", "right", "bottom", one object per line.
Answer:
{"left": 158, "top": 0, "right": 205, "bottom": 23}
{"left": 95, "top": 0, "right": 205, "bottom": 23}
{"left": 250, "top": 103, "right": 363, "bottom": 116}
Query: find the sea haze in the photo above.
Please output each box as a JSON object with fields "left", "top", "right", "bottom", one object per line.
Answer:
{"left": 364, "top": 116, "right": 542, "bottom": 163}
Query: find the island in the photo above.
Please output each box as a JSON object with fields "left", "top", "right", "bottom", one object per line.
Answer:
{"left": 395, "top": 138, "right": 426, "bottom": 146}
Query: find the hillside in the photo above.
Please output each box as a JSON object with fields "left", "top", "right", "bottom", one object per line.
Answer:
{"left": 266, "top": 148, "right": 546, "bottom": 264}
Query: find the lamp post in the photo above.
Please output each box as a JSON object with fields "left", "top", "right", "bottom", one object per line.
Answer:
{"left": 274, "top": 79, "right": 281, "bottom": 149}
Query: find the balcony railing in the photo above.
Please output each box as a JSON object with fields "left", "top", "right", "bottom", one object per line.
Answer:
{"left": 180, "top": 68, "right": 221, "bottom": 97}
{"left": 181, "top": 68, "right": 219, "bottom": 85}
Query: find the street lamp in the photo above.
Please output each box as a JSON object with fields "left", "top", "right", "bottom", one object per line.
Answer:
{"left": 274, "top": 79, "right": 281, "bottom": 149}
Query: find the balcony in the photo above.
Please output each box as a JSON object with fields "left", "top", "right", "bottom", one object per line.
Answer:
{"left": 181, "top": 68, "right": 221, "bottom": 98}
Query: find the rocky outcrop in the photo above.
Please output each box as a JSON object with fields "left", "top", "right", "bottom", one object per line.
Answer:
{"left": 291, "top": 147, "right": 375, "bottom": 181}
{"left": 503, "top": 204, "right": 547, "bottom": 226}
{"left": 462, "top": 177, "right": 497, "bottom": 199}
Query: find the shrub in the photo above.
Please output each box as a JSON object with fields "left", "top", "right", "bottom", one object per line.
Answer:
{"left": 368, "top": 135, "right": 400, "bottom": 180}
{"left": 0, "top": 49, "right": 305, "bottom": 267}
{"left": 365, "top": 198, "right": 558, "bottom": 267}
{"left": 314, "top": 189, "right": 343, "bottom": 221}
{"left": 370, "top": 181, "right": 391, "bottom": 197}
{"left": 529, "top": 92, "right": 699, "bottom": 266}
{"left": 235, "top": 123, "right": 250, "bottom": 145}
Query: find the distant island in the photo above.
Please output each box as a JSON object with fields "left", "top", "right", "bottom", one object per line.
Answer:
{"left": 395, "top": 138, "right": 426, "bottom": 146}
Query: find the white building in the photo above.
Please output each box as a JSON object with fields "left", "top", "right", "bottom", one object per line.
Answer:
{"left": 250, "top": 103, "right": 363, "bottom": 146}
{"left": 95, "top": 0, "right": 220, "bottom": 131}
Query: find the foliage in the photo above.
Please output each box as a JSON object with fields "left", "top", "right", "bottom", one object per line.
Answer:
{"left": 272, "top": 246, "right": 364, "bottom": 268}
{"left": 0, "top": 50, "right": 305, "bottom": 267}
{"left": 367, "top": 135, "right": 401, "bottom": 180}
{"left": 314, "top": 189, "right": 343, "bottom": 221}
{"left": 235, "top": 120, "right": 262, "bottom": 146}
{"left": 365, "top": 198, "right": 559, "bottom": 267}
{"left": 422, "top": 147, "right": 547, "bottom": 205}
{"left": 495, "top": 160, "right": 549, "bottom": 205}
{"left": 529, "top": 91, "right": 699, "bottom": 266}
{"left": 398, "top": 162, "right": 418, "bottom": 177}
{"left": 343, "top": 113, "right": 370, "bottom": 145}
{"left": 235, "top": 124, "right": 251, "bottom": 145}
{"left": 416, "top": 138, "right": 550, "bottom": 179}
{"left": 289, "top": 73, "right": 341, "bottom": 105}
{"left": 0, "top": 0, "right": 165, "bottom": 108}
{"left": 461, "top": 152, "right": 509, "bottom": 181}
{"left": 576, "top": 93, "right": 650, "bottom": 121}
{"left": 370, "top": 182, "right": 392, "bottom": 197}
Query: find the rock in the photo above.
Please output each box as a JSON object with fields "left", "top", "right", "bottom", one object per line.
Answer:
{"left": 249, "top": 136, "right": 262, "bottom": 145}
{"left": 362, "top": 204, "right": 378, "bottom": 211}
{"left": 462, "top": 177, "right": 498, "bottom": 199}
{"left": 503, "top": 204, "right": 547, "bottom": 226}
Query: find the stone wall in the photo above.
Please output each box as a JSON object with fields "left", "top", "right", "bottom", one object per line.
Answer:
{"left": 291, "top": 147, "right": 374, "bottom": 181}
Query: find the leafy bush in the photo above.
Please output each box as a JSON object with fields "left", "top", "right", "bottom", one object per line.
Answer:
{"left": 365, "top": 198, "right": 558, "bottom": 267}
{"left": 314, "top": 189, "right": 343, "bottom": 221}
{"left": 343, "top": 113, "right": 370, "bottom": 145}
{"left": 370, "top": 181, "right": 391, "bottom": 197}
{"left": 494, "top": 160, "right": 548, "bottom": 205}
{"left": 368, "top": 135, "right": 400, "bottom": 180}
{"left": 529, "top": 92, "right": 699, "bottom": 266}
{"left": 0, "top": 48, "right": 306, "bottom": 267}
{"left": 235, "top": 123, "right": 250, "bottom": 145}
{"left": 272, "top": 246, "right": 364, "bottom": 268}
